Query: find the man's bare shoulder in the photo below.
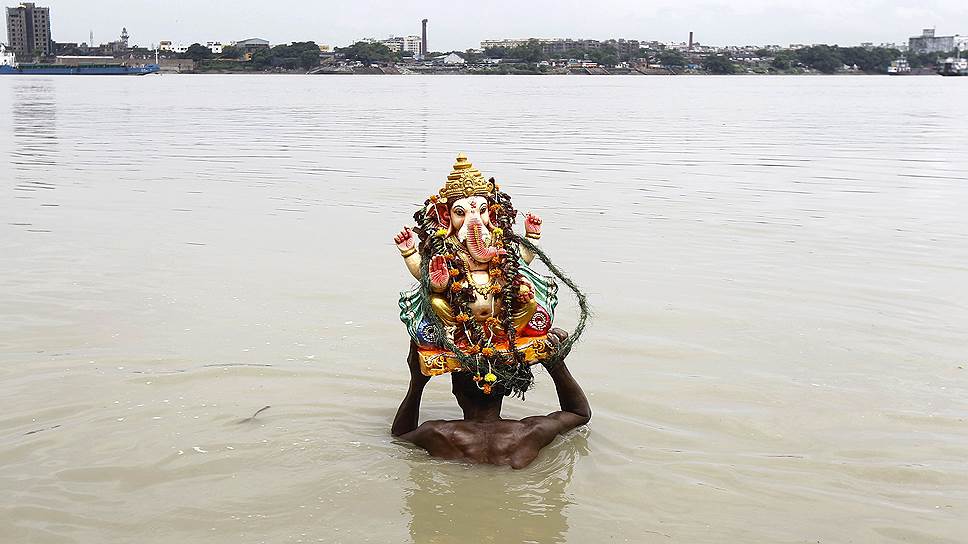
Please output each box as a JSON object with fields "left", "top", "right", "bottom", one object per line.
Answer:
{"left": 424, "top": 419, "right": 528, "bottom": 443}
{"left": 400, "top": 420, "right": 463, "bottom": 457}
{"left": 519, "top": 413, "right": 564, "bottom": 430}
{"left": 404, "top": 419, "right": 495, "bottom": 444}
{"left": 520, "top": 411, "right": 589, "bottom": 440}
{"left": 404, "top": 419, "right": 456, "bottom": 441}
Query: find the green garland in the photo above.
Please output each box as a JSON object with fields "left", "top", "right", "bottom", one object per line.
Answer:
{"left": 517, "top": 236, "right": 590, "bottom": 367}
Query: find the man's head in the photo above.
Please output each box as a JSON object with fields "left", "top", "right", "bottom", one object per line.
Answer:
{"left": 450, "top": 370, "right": 504, "bottom": 415}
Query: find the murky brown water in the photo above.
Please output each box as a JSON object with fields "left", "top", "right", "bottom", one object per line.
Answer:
{"left": 2, "top": 74, "right": 967, "bottom": 543}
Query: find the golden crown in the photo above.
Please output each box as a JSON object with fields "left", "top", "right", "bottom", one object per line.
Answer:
{"left": 438, "top": 153, "right": 495, "bottom": 201}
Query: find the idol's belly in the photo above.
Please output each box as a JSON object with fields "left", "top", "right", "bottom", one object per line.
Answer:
{"left": 467, "top": 270, "right": 502, "bottom": 320}
{"left": 468, "top": 292, "right": 499, "bottom": 320}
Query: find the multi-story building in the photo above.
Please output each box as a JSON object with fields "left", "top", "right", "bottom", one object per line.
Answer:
{"left": 405, "top": 35, "right": 422, "bottom": 55}
{"left": 603, "top": 38, "right": 641, "bottom": 58}
{"left": 380, "top": 35, "right": 421, "bottom": 56}
{"left": 909, "top": 28, "right": 966, "bottom": 54}
{"left": 378, "top": 38, "right": 400, "bottom": 52}
{"left": 879, "top": 42, "right": 906, "bottom": 51}
{"left": 480, "top": 38, "right": 527, "bottom": 49}
{"left": 6, "top": 2, "right": 51, "bottom": 60}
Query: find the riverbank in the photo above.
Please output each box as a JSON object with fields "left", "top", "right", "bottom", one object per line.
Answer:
{"left": 187, "top": 63, "right": 944, "bottom": 76}
{"left": 187, "top": 58, "right": 944, "bottom": 76}
{"left": 183, "top": 67, "right": 944, "bottom": 76}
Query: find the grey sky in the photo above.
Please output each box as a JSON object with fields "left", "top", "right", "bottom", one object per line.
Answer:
{"left": 34, "top": 0, "right": 968, "bottom": 50}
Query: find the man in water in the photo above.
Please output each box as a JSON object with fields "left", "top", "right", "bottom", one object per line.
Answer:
{"left": 391, "top": 329, "right": 591, "bottom": 469}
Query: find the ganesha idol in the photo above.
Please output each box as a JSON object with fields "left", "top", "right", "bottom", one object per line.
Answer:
{"left": 394, "top": 154, "right": 559, "bottom": 394}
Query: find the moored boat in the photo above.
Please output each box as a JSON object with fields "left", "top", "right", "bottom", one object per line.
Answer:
{"left": 0, "top": 63, "right": 160, "bottom": 75}
{"left": 938, "top": 56, "right": 968, "bottom": 76}
{"left": 887, "top": 58, "right": 911, "bottom": 75}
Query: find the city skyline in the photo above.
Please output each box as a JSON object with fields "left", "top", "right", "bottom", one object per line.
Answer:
{"left": 9, "top": 0, "right": 968, "bottom": 51}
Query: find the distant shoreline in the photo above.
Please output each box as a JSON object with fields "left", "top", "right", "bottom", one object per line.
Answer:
{"left": 165, "top": 71, "right": 941, "bottom": 76}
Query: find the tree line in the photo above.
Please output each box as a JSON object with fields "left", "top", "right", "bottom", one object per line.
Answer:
{"left": 484, "top": 40, "right": 629, "bottom": 65}
{"left": 179, "top": 41, "right": 322, "bottom": 70}
{"left": 767, "top": 45, "right": 900, "bottom": 73}
{"left": 176, "top": 39, "right": 955, "bottom": 74}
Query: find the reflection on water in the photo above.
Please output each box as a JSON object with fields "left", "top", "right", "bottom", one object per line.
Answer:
{"left": 10, "top": 80, "right": 58, "bottom": 193}
{"left": 1, "top": 75, "right": 967, "bottom": 543}
{"left": 406, "top": 432, "right": 588, "bottom": 544}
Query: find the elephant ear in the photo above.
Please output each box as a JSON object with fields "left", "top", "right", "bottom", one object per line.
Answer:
{"left": 426, "top": 202, "right": 450, "bottom": 230}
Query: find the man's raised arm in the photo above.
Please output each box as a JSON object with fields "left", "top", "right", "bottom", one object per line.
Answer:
{"left": 522, "top": 330, "right": 591, "bottom": 443}
{"left": 544, "top": 356, "right": 592, "bottom": 429}
{"left": 391, "top": 343, "right": 430, "bottom": 437}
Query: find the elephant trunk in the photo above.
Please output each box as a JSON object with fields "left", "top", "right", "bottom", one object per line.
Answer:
{"left": 466, "top": 218, "right": 498, "bottom": 263}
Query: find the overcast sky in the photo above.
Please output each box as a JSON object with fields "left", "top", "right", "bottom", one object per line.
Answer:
{"left": 33, "top": 0, "right": 968, "bottom": 50}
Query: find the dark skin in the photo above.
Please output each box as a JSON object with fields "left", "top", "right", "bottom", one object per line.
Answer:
{"left": 391, "top": 329, "right": 591, "bottom": 469}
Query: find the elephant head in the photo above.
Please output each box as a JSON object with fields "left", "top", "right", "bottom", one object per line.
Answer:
{"left": 432, "top": 195, "right": 502, "bottom": 263}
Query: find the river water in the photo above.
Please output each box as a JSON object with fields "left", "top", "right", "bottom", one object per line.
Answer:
{"left": 1, "top": 75, "right": 966, "bottom": 543}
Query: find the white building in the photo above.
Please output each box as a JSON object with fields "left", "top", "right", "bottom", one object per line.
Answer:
{"left": 158, "top": 41, "right": 226, "bottom": 54}
{"left": 402, "top": 35, "right": 421, "bottom": 55}
{"left": 159, "top": 41, "right": 190, "bottom": 54}
{"left": 379, "top": 38, "right": 401, "bottom": 52}
{"left": 1, "top": 43, "right": 16, "bottom": 66}
{"left": 381, "top": 35, "right": 421, "bottom": 55}
{"left": 441, "top": 52, "right": 466, "bottom": 64}
{"left": 481, "top": 38, "right": 530, "bottom": 49}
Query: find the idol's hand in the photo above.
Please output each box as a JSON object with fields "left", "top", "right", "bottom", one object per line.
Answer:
{"left": 525, "top": 213, "right": 542, "bottom": 236}
{"left": 394, "top": 226, "right": 416, "bottom": 253}
{"left": 429, "top": 255, "right": 450, "bottom": 291}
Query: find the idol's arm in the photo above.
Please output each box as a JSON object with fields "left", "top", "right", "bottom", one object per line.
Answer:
{"left": 404, "top": 253, "right": 422, "bottom": 280}
{"left": 520, "top": 238, "right": 538, "bottom": 265}
{"left": 520, "top": 212, "right": 543, "bottom": 265}
{"left": 394, "top": 226, "right": 423, "bottom": 281}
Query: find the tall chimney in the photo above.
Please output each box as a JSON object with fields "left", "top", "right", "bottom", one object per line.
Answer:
{"left": 421, "top": 19, "right": 428, "bottom": 58}
{"left": 688, "top": 31, "right": 694, "bottom": 50}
